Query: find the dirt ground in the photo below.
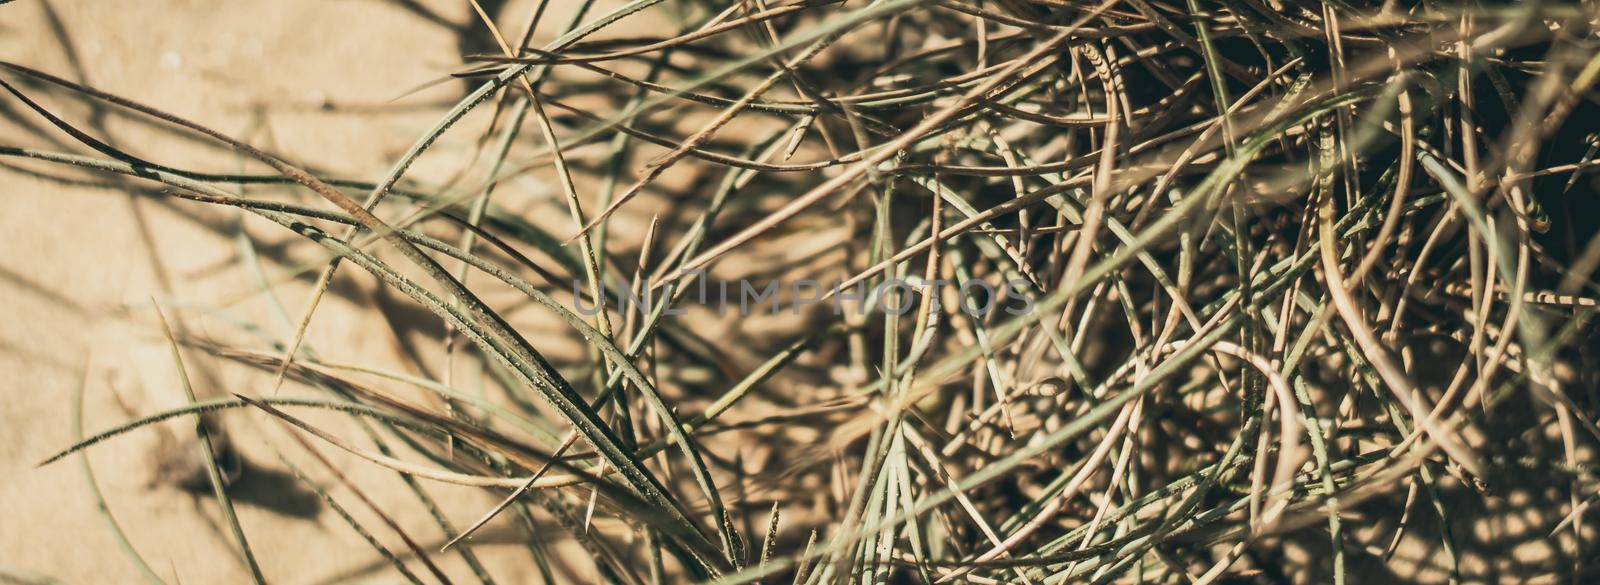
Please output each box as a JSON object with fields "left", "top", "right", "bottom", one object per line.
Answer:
{"left": 0, "top": 1, "right": 642, "bottom": 582}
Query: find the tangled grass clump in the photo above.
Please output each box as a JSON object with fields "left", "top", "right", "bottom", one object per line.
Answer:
{"left": 7, "top": 0, "right": 1600, "bottom": 582}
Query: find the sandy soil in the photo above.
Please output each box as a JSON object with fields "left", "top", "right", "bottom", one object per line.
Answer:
{"left": 0, "top": 1, "right": 627, "bottom": 582}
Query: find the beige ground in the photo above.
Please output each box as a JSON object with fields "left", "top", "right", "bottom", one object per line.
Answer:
{"left": 0, "top": 1, "right": 637, "bottom": 582}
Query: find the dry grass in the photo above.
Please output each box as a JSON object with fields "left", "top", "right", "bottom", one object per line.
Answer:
{"left": 4, "top": 0, "right": 1600, "bottom": 583}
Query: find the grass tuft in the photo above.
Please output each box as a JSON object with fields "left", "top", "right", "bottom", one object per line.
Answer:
{"left": 8, "top": 0, "right": 1600, "bottom": 582}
